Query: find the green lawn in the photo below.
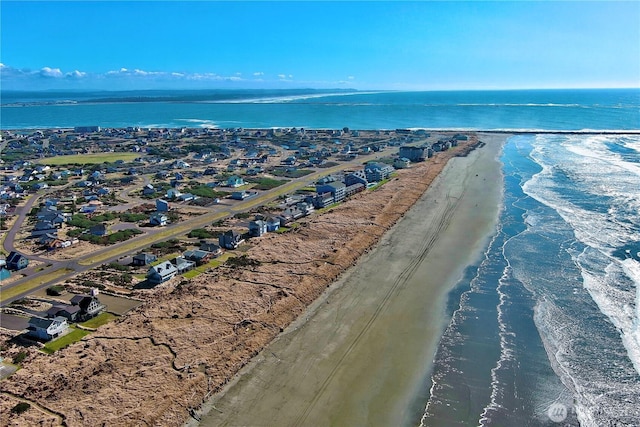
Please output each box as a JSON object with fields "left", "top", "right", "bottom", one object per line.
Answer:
{"left": 42, "top": 327, "right": 90, "bottom": 354}
{"left": 181, "top": 256, "right": 229, "bottom": 279}
{"left": 37, "top": 152, "right": 141, "bottom": 166}
{"left": 182, "top": 269, "right": 202, "bottom": 279}
{"left": 79, "top": 312, "right": 116, "bottom": 329}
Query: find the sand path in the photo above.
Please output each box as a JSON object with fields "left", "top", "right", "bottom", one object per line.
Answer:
{"left": 194, "top": 134, "right": 507, "bottom": 427}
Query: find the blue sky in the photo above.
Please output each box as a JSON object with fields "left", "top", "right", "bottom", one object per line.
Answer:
{"left": 1, "top": 1, "right": 639, "bottom": 91}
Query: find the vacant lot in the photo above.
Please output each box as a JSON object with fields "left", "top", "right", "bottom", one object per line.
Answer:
{"left": 97, "top": 294, "right": 143, "bottom": 316}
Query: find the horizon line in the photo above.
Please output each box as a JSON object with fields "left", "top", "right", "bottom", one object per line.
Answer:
{"left": 2, "top": 87, "right": 639, "bottom": 93}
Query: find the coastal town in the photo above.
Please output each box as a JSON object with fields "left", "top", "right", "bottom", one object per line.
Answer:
{"left": 0, "top": 125, "right": 477, "bottom": 425}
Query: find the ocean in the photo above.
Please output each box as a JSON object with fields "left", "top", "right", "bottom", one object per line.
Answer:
{"left": 2, "top": 89, "right": 639, "bottom": 426}
{"left": 423, "top": 133, "right": 640, "bottom": 426}
{"left": 1, "top": 88, "right": 638, "bottom": 131}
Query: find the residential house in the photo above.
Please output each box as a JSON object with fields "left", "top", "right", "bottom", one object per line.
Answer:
{"left": 166, "top": 188, "right": 181, "bottom": 199}
{"left": 231, "top": 191, "right": 250, "bottom": 200}
{"left": 173, "top": 256, "right": 195, "bottom": 273}
{"left": 219, "top": 230, "right": 245, "bottom": 249}
{"left": 132, "top": 253, "right": 157, "bottom": 266}
{"left": 344, "top": 170, "right": 368, "bottom": 186}
{"left": 6, "top": 251, "right": 29, "bottom": 270}
{"left": 177, "top": 193, "right": 196, "bottom": 202}
{"left": 266, "top": 217, "right": 281, "bottom": 232}
{"left": 27, "top": 316, "right": 69, "bottom": 341}
{"left": 149, "top": 212, "right": 169, "bottom": 227}
{"left": 156, "top": 198, "right": 170, "bottom": 212}
{"left": 399, "top": 146, "right": 428, "bottom": 162}
{"left": 70, "top": 291, "right": 106, "bottom": 321}
{"left": 89, "top": 223, "right": 108, "bottom": 236}
{"left": 249, "top": 220, "right": 267, "bottom": 237}
{"left": 199, "top": 241, "right": 222, "bottom": 256}
{"left": 31, "top": 220, "right": 58, "bottom": 238}
{"left": 226, "top": 175, "right": 245, "bottom": 188}
{"left": 76, "top": 180, "right": 93, "bottom": 188}
{"left": 46, "top": 304, "right": 81, "bottom": 322}
{"left": 96, "top": 187, "right": 111, "bottom": 197}
{"left": 147, "top": 262, "right": 178, "bottom": 284}
{"left": 36, "top": 207, "right": 67, "bottom": 225}
{"left": 394, "top": 158, "right": 411, "bottom": 169}
{"left": 279, "top": 202, "right": 313, "bottom": 223}
{"left": 345, "top": 183, "right": 365, "bottom": 197}
{"left": 364, "top": 162, "right": 395, "bottom": 183}
{"left": 183, "top": 249, "right": 214, "bottom": 266}
{"left": 316, "top": 182, "right": 346, "bottom": 203}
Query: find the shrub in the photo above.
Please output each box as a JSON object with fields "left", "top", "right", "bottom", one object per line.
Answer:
{"left": 119, "top": 213, "right": 147, "bottom": 222}
{"left": 226, "top": 255, "right": 261, "bottom": 268}
{"left": 188, "top": 228, "right": 214, "bottom": 239}
{"left": 11, "top": 402, "right": 30, "bottom": 414}
{"left": 105, "top": 262, "right": 130, "bottom": 271}
{"left": 46, "top": 285, "right": 65, "bottom": 296}
{"left": 13, "top": 351, "right": 28, "bottom": 364}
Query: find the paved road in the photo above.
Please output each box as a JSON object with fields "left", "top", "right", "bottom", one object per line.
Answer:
{"left": 0, "top": 149, "right": 391, "bottom": 307}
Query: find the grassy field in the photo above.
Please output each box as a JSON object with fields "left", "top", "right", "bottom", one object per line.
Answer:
{"left": 181, "top": 253, "right": 234, "bottom": 279}
{"left": 42, "top": 327, "right": 90, "bottom": 354}
{"left": 37, "top": 152, "right": 141, "bottom": 165}
{"left": 0, "top": 269, "right": 74, "bottom": 304}
{"left": 79, "top": 312, "right": 116, "bottom": 329}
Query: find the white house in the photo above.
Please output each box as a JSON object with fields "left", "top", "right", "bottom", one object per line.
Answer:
{"left": 147, "top": 262, "right": 178, "bottom": 284}
{"left": 27, "top": 316, "right": 69, "bottom": 341}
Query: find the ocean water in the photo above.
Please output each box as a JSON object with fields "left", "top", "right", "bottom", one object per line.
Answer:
{"left": 2, "top": 89, "right": 639, "bottom": 426}
{"left": 1, "top": 88, "right": 638, "bottom": 130}
{"left": 423, "top": 134, "right": 640, "bottom": 426}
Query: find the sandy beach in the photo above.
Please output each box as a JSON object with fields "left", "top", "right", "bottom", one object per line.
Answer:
{"left": 193, "top": 133, "right": 507, "bottom": 427}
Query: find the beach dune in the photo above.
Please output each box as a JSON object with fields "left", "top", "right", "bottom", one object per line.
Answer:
{"left": 194, "top": 134, "right": 506, "bottom": 427}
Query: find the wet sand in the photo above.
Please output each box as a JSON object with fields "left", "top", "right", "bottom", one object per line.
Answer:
{"left": 193, "top": 134, "right": 507, "bottom": 427}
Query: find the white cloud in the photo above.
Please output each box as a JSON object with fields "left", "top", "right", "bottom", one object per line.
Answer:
{"left": 66, "top": 70, "right": 87, "bottom": 78}
{"left": 1, "top": 63, "right": 314, "bottom": 89}
{"left": 348, "top": 76, "right": 355, "bottom": 80}
{"left": 40, "top": 67, "right": 63, "bottom": 78}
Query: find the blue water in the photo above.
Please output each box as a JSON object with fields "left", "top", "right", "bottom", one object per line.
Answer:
{"left": 2, "top": 88, "right": 639, "bottom": 426}
{"left": 1, "top": 88, "right": 638, "bottom": 130}
{"left": 423, "top": 134, "right": 640, "bottom": 426}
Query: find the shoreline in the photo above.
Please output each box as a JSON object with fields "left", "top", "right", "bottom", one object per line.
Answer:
{"left": 190, "top": 133, "right": 507, "bottom": 427}
{"left": 1, "top": 132, "right": 508, "bottom": 426}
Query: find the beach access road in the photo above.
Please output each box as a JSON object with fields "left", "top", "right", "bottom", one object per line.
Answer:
{"left": 194, "top": 134, "right": 507, "bottom": 427}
